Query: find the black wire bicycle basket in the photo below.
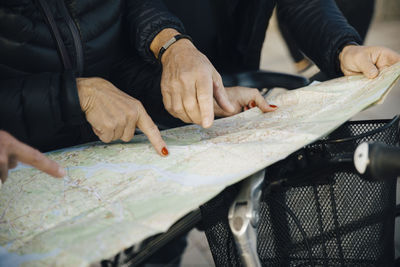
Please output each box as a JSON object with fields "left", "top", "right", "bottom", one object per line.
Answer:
{"left": 200, "top": 116, "right": 400, "bottom": 266}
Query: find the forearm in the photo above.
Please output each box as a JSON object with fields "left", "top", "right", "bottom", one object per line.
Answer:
{"left": 150, "top": 28, "right": 180, "bottom": 60}
{"left": 276, "top": 0, "right": 361, "bottom": 77}
{"left": 125, "top": 0, "right": 185, "bottom": 62}
{"left": 150, "top": 28, "right": 195, "bottom": 65}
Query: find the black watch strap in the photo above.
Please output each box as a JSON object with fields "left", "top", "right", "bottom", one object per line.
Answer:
{"left": 157, "top": 34, "right": 193, "bottom": 62}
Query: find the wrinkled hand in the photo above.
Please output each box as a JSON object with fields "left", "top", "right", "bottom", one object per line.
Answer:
{"left": 76, "top": 78, "right": 168, "bottom": 156}
{"left": 0, "top": 131, "right": 65, "bottom": 185}
{"left": 214, "top": 87, "right": 278, "bottom": 117}
{"left": 159, "top": 36, "right": 234, "bottom": 128}
{"left": 340, "top": 45, "right": 400, "bottom": 78}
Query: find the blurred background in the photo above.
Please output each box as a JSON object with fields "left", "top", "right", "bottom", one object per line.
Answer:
{"left": 180, "top": 1, "right": 400, "bottom": 265}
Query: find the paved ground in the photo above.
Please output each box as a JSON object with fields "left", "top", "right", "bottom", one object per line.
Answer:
{"left": 180, "top": 16, "right": 400, "bottom": 266}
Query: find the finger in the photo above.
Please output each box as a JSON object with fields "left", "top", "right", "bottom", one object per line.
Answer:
{"left": 10, "top": 141, "right": 65, "bottom": 178}
{"left": 183, "top": 93, "right": 202, "bottom": 125}
{"left": 121, "top": 114, "right": 137, "bottom": 142}
{"left": 0, "top": 153, "right": 8, "bottom": 183}
{"left": 252, "top": 93, "right": 278, "bottom": 113}
{"left": 98, "top": 132, "right": 113, "bottom": 143}
{"left": 342, "top": 68, "right": 361, "bottom": 76}
{"left": 172, "top": 93, "right": 192, "bottom": 123}
{"left": 112, "top": 122, "right": 125, "bottom": 141}
{"left": 375, "top": 49, "right": 400, "bottom": 71}
{"left": 196, "top": 75, "right": 214, "bottom": 128}
{"left": 94, "top": 126, "right": 117, "bottom": 143}
{"left": 97, "top": 119, "right": 115, "bottom": 143}
{"left": 162, "top": 91, "right": 173, "bottom": 113}
{"left": 357, "top": 53, "right": 379, "bottom": 79}
{"left": 92, "top": 127, "right": 102, "bottom": 137}
{"left": 8, "top": 155, "right": 17, "bottom": 169}
{"left": 136, "top": 106, "right": 168, "bottom": 156}
{"left": 212, "top": 72, "right": 235, "bottom": 113}
{"left": 87, "top": 111, "right": 114, "bottom": 143}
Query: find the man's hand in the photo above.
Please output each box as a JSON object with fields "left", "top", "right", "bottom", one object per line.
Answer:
{"left": 214, "top": 87, "right": 278, "bottom": 117}
{"left": 340, "top": 45, "right": 400, "bottom": 79}
{"left": 0, "top": 131, "right": 65, "bottom": 185}
{"left": 76, "top": 78, "right": 168, "bottom": 156}
{"left": 151, "top": 29, "right": 235, "bottom": 128}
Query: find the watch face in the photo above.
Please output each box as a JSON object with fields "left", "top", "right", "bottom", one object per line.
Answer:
{"left": 354, "top": 142, "right": 369, "bottom": 174}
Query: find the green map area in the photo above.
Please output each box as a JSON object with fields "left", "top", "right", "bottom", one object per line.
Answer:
{"left": 0, "top": 63, "right": 399, "bottom": 266}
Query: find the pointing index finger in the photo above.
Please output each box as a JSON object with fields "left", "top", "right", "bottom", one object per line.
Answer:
{"left": 10, "top": 140, "right": 65, "bottom": 178}
{"left": 136, "top": 105, "right": 168, "bottom": 156}
{"left": 196, "top": 76, "right": 214, "bottom": 128}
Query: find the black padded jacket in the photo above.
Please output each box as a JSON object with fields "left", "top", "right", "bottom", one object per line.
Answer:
{"left": 193, "top": 0, "right": 362, "bottom": 74}
{"left": 0, "top": 0, "right": 184, "bottom": 151}
{"left": 1, "top": 0, "right": 362, "bottom": 151}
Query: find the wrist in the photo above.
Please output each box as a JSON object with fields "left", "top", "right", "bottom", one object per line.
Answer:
{"left": 150, "top": 28, "right": 180, "bottom": 59}
{"left": 339, "top": 44, "right": 358, "bottom": 63}
{"left": 76, "top": 78, "right": 95, "bottom": 112}
{"left": 337, "top": 42, "right": 359, "bottom": 74}
{"left": 160, "top": 38, "right": 195, "bottom": 64}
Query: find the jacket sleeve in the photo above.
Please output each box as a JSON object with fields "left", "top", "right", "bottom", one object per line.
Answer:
{"left": 276, "top": 0, "right": 362, "bottom": 78}
{"left": 124, "top": 0, "right": 186, "bottom": 63}
{"left": 0, "top": 71, "right": 86, "bottom": 150}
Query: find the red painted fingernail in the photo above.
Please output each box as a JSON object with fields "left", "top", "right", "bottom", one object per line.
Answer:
{"left": 244, "top": 106, "right": 249, "bottom": 111}
{"left": 161, "top": 147, "right": 169, "bottom": 156}
{"left": 249, "top": 101, "right": 256, "bottom": 108}
{"left": 269, "top": 104, "right": 278, "bottom": 108}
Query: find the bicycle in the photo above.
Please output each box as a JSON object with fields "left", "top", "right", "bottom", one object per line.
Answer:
{"left": 100, "top": 72, "right": 400, "bottom": 267}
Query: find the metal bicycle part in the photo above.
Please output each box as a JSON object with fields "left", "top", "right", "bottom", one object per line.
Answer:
{"left": 228, "top": 170, "right": 265, "bottom": 267}
{"left": 354, "top": 142, "right": 400, "bottom": 180}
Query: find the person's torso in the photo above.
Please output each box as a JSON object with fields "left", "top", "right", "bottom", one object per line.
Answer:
{"left": 0, "top": 0, "right": 125, "bottom": 79}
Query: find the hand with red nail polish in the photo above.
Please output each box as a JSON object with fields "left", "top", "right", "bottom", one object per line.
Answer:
{"left": 214, "top": 86, "right": 278, "bottom": 117}
{"left": 161, "top": 147, "right": 169, "bottom": 156}
{"left": 249, "top": 100, "right": 257, "bottom": 108}
{"left": 77, "top": 78, "right": 168, "bottom": 157}
{"left": 0, "top": 131, "right": 65, "bottom": 185}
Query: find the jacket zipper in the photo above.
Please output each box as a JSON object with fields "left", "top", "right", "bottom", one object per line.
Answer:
{"left": 58, "top": 0, "right": 84, "bottom": 76}
{"left": 37, "top": 0, "right": 73, "bottom": 70}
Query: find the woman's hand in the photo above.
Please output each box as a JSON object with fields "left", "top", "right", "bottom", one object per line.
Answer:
{"left": 76, "top": 78, "right": 168, "bottom": 156}
{"left": 0, "top": 131, "right": 65, "bottom": 185}
{"left": 214, "top": 87, "right": 278, "bottom": 117}
{"left": 151, "top": 29, "right": 235, "bottom": 128}
{"left": 339, "top": 45, "right": 400, "bottom": 78}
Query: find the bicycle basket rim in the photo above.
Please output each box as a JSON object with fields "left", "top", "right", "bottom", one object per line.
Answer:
{"left": 316, "top": 115, "right": 399, "bottom": 145}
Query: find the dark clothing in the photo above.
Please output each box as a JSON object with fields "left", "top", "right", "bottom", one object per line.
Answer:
{"left": 279, "top": 0, "right": 375, "bottom": 63}
{"left": 335, "top": 0, "right": 375, "bottom": 41}
{"left": 0, "top": 0, "right": 184, "bottom": 151}
{"left": 0, "top": 0, "right": 362, "bottom": 152}
{"left": 165, "top": 0, "right": 362, "bottom": 76}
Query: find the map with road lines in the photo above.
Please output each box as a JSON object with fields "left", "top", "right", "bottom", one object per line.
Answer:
{"left": 0, "top": 63, "right": 399, "bottom": 266}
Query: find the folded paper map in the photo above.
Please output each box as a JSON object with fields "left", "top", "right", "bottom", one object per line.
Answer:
{"left": 1, "top": 63, "right": 399, "bottom": 266}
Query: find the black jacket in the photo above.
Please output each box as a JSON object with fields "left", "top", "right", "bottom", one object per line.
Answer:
{"left": 166, "top": 0, "right": 361, "bottom": 75}
{"left": 0, "top": 0, "right": 184, "bottom": 151}
{"left": 1, "top": 0, "right": 361, "bottom": 151}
